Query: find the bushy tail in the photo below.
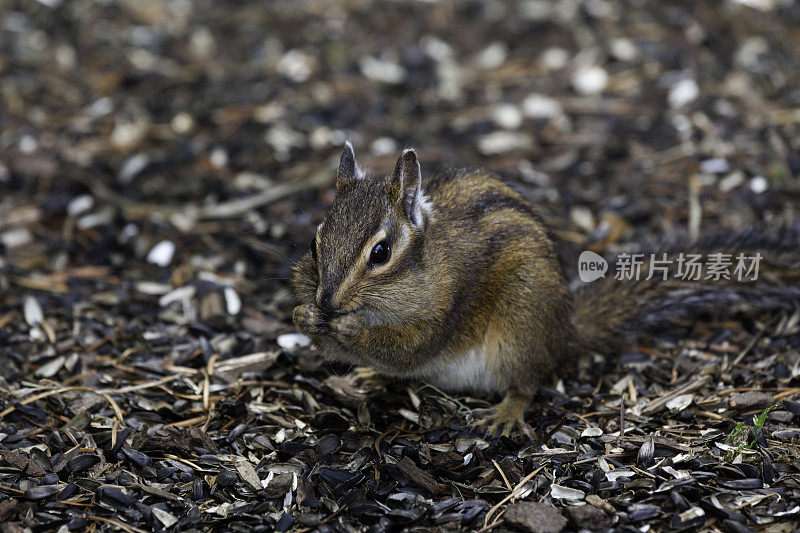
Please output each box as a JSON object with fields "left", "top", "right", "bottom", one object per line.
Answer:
{"left": 570, "top": 226, "right": 800, "bottom": 354}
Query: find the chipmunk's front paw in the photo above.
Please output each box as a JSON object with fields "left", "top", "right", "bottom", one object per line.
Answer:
{"left": 330, "top": 313, "right": 364, "bottom": 345}
{"left": 292, "top": 303, "right": 328, "bottom": 335}
{"left": 469, "top": 393, "right": 535, "bottom": 440}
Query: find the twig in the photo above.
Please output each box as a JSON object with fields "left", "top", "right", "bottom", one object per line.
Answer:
{"left": 476, "top": 509, "right": 506, "bottom": 532}
{"left": 539, "top": 415, "right": 567, "bottom": 444}
{"left": 483, "top": 464, "right": 547, "bottom": 527}
{"left": 97, "top": 375, "right": 182, "bottom": 394}
{"left": 492, "top": 459, "right": 513, "bottom": 494}
{"left": 100, "top": 392, "right": 125, "bottom": 424}
{"left": 160, "top": 454, "right": 215, "bottom": 473}
{"left": 732, "top": 492, "right": 780, "bottom": 510}
{"left": 640, "top": 375, "right": 711, "bottom": 415}
{"left": 772, "top": 388, "right": 800, "bottom": 401}
{"left": 87, "top": 515, "right": 149, "bottom": 533}
{"left": 0, "top": 387, "right": 84, "bottom": 418}
{"left": 169, "top": 415, "right": 208, "bottom": 427}
{"left": 198, "top": 171, "right": 331, "bottom": 219}
{"left": 0, "top": 385, "right": 126, "bottom": 426}
{"left": 726, "top": 330, "right": 763, "bottom": 370}
{"left": 619, "top": 435, "right": 695, "bottom": 453}
{"left": 73, "top": 168, "right": 331, "bottom": 222}
{"left": 374, "top": 427, "right": 400, "bottom": 460}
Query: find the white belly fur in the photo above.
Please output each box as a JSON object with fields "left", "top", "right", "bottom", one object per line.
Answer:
{"left": 414, "top": 346, "right": 501, "bottom": 395}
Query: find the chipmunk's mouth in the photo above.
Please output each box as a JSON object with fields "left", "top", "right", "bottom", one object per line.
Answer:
{"left": 322, "top": 309, "right": 348, "bottom": 320}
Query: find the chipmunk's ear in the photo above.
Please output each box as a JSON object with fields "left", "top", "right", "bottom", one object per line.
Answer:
{"left": 390, "top": 148, "right": 428, "bottom": 226}
{"left": 335, "top": 141, "right": 364, "bottom": 193}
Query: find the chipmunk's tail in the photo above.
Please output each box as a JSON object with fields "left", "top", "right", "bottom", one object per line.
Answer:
{"left": 570, "top": 226, "right": 800, "bottom": 354}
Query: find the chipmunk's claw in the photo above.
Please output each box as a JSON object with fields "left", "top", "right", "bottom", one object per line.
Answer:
{"left": 468, "top": 394, "right": 535, "bottom": 440}
{"left": 470, "top": 411, "right": 534, "bottom": 440}
{"left": 469, "top": 408, "right": 501, "bottom": 437}
{"left": 355, "top": 366, "right": 378, "bottom": 381}
{"left": 353, "top": 366, "right": 386, "bottom": 389}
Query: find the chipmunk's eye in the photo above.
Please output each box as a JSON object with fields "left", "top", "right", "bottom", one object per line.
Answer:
{"left": 311, "top": 237, "right": 317, "bottom": 262}
{"left": 369, "top": 240, "right": 390, "bottom": 266}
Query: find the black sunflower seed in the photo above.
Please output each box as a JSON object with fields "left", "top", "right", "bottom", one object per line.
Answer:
{"left": 122, "top": 447, "right": 152, "bottom": 468}
{"left": 56, "top": 483, "right": 79, "bottom": 500}
{"left": 628, "top": 504, "right": 662, "bottom": 521}
{"left": 24, "top": 485, "right": 61, "bottom": 500}
{"left": 97, "top": 486, "right": 135, "bottom": 508}
{"left": 275, "top": 513, "right": 295, "bottom": 532}
{"left": 216, "top": 469, "right": 239, "bottom": 487}
{"left": 64, "top": 454, "right": 101, "bottom": 475}
{"left": 717, "top": 478, "right": 763, "bottom": 490}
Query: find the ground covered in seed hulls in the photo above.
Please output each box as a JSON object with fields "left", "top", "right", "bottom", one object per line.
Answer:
{"left": 2, "top": 0, "right": 800, "bottom": 531}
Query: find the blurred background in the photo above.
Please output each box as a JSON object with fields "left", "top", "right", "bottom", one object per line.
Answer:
{"left": 3, "top": 0, "right": 800, "bottom": 289}
{"left": 0, "top": 0, "right": 799, "bottom": 345}
{"left": 1, "top": 2, "right": 800, "bottom": 529}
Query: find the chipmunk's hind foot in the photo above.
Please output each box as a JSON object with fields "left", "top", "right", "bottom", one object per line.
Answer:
{"left": 470, "top": 392, "right": 535, "bottom": 440}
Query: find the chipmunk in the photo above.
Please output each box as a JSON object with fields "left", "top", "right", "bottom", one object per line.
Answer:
{"left": 291, "top": 143, "right": 800, "bottom": 437}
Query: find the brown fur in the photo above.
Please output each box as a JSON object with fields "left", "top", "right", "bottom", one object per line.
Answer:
{"left": 292, "top": 146, "right": 800, "bottom": 437}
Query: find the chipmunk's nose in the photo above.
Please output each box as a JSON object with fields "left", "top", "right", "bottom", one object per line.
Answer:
{"left": 316, "top": 286, "right": 338, "bottom": 314}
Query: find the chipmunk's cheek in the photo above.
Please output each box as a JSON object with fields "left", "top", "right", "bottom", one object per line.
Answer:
{"left": 359, "top": 308, "right": 384, "bottom": 328}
